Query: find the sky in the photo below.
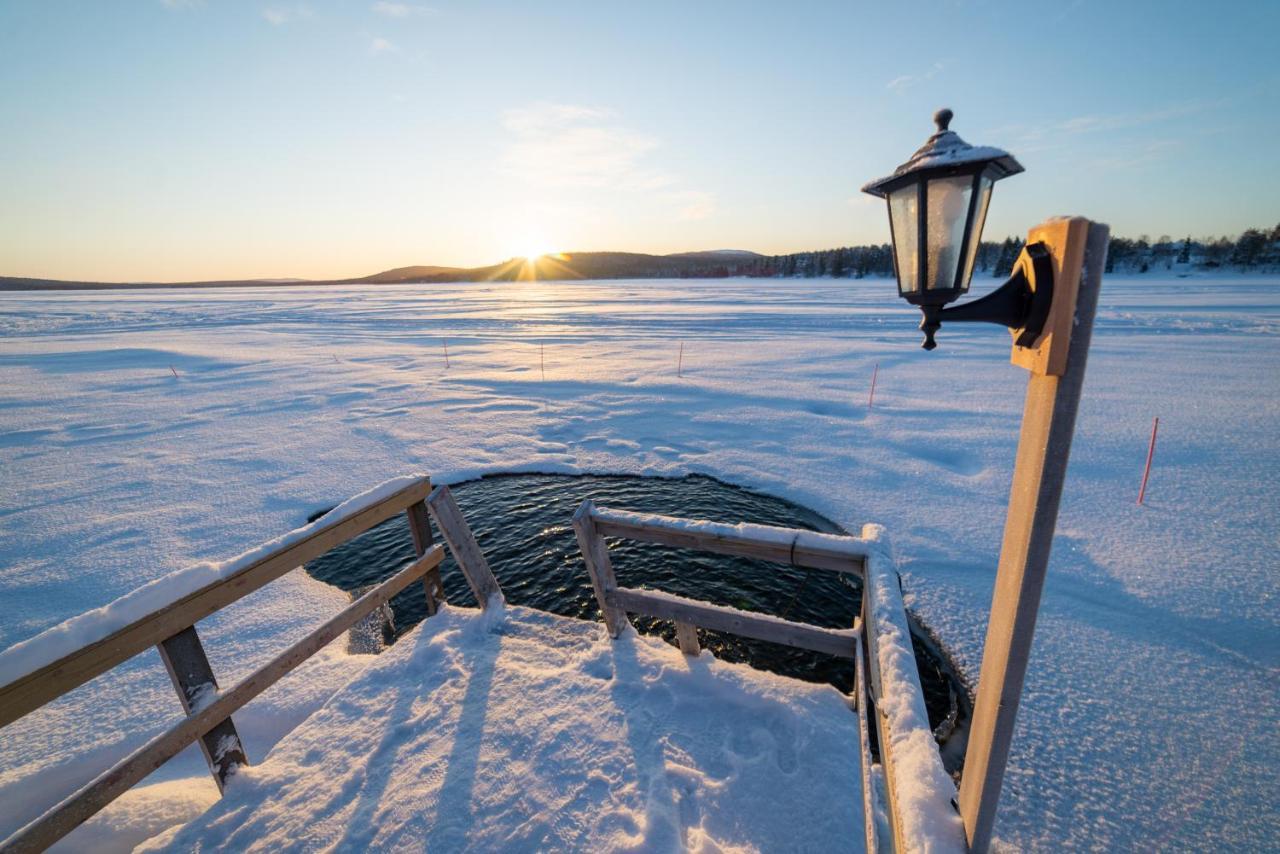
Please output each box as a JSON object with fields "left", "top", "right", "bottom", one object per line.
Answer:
{"left": 1, "top": 0, "right": 1277, "bottom": 282}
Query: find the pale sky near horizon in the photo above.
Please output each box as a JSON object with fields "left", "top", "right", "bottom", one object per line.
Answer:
{"left": 2, "top": 0, "right": 1277, "bottom": 282}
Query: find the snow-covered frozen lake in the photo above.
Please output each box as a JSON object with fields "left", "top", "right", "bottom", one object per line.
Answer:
{"left": 1, "top": 274, "right": 1277, "bottom": 850}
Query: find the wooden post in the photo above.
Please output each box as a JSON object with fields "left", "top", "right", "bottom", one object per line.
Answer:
{"left": 674, "top": 621, "right": 700, "bottom": 656}
{"left": 958, "top": 218, "right": 1109, "bottom": 852}
{"left": 571, "top": 501, "right": 629, "bottom": 637}
{"left": 406, "top": 499, "right": 445, "bottom": 615}
{"left": 1137, "top": 416, "right": 1159, "bottom": 505}
{"left": 425, "top": 485, "right": 504, "bottom": 608}
{"left": 156, "top": 626, "right": 247, "bottom": 791}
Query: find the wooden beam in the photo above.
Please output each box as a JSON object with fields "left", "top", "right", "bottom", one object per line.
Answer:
{"left": 590, "top": 509, "right": 866, "bottom": 576}
{"left": 853, "top": 631, "right": 879, "bottom": 854}
{"left": 425, "top": 485, "right": 503, "bottom": 608}
{"left": 0, "top": 546, "right": 444, "bottom": 854}
{"left": 959, "top": 219, "right": 1109, "bottom": 852}
{"left": 406, "top": 501, "right": 445, "bottom": 615}
{"left": 571, "top": 500, "right": 629, "bottom": 637}
{"left": 156, "top": 626, "right": 247, "bottom": 792}
{"left": 609, "top": 587, "right": 858, "bottom": 659}
{"left": 0, "top": 475, "right": 433, "bottom": 729}
{"left": 674, "top": 621, "right": 700, "bottom": 656}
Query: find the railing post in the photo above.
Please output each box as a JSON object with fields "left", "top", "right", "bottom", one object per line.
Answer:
{"left": 959, "top": 219, "right": 1108, "bottom": 851}
{"left": 156, "top": 626, "right": 247, "bottom": 791}
{"left": 406, "top": 499, "right": 445, "bottom": 615}
{"left": 674, "top": 621, "right": 700, "bottom": 656}
{"left": 425, "top": 485, "right": 504, "bottom": 608}
{"left": 571, "top": 500, "right": 629, "bottom": 637}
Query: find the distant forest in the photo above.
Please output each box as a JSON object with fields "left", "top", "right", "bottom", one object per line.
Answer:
{"left": 684, "top": 223, "right": 1280, "bottom": 279}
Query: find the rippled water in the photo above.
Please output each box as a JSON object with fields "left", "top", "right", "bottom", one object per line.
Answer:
{"left": 304, "top": 473, "right": 966, "bottom": 745}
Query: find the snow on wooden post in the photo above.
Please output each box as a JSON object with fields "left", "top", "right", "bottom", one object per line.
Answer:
{"left": 156, "top": 625, "right": 247, "bottom": 792}
{"left": 571, "top": 501, "right": 630, "bottom": 638}
{"left": 868, "top": 362, "right": 879, "bottom": 408}
{"left": 443, "top": 338, "right": 450, "bottom": 368}
{"left": 1137, "top": 416, "right": 1159, "bottom": 505}
{"left": 677, "top": 342, "right": 683, "bottom": 377}
{"left": 958, "top": 217, "right": 1110, "bottom": 852}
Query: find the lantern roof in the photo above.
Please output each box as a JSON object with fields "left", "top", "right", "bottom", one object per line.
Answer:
{"left": 861, "top": 108, "right": 1024, "bottom": 198}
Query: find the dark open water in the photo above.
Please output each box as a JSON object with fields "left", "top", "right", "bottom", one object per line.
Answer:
{"left": 304, "top": 473, "right": 968, "bottom": 762}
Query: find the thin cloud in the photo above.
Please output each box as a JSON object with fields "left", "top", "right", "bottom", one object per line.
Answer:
{"left": 888, "top": 62, "right": 943, "bottom": 94}
{"left": 370, "top": 36, "right": 398, "bottom": 54}
{"left": 160, "top": 0, "right": 204, "bottom": 9}
{"left": 672, "top": 191, "right": 716, "bottom": 221}
{"left": 501, "top": 103, "right": 670, "bottom": 191}
{"left": 262, "top": 3, "right": 313, "bottom": 26}
{"left": 372, "top": 1, "right": 435, "bottom": 16}
{"left": 500, "top": 102, "right": 714, "bottom": 222}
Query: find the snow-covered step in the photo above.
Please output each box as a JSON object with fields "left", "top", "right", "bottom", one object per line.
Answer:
{"left": 141, "top": 605, "right": 869, "bottom": 852}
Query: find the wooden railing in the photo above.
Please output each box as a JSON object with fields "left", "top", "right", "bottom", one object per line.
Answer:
{"left": 573, "top": 500, "right": 960, "bottom": 854}
{"left": 0, "top": 476, "right": 504, "bottom": 853}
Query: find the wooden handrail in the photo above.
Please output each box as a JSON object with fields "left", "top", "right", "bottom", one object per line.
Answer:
{"left": 0, "top": 475, "right": 433, "bottom": 728}
{"left": 608, "top": 587, "right": 859, "bottom": 659}
{"left": 589, "top": 507, "right": 868, "bottom": 576}
{"left": 0, "top": 545, "right": 445, "bottom": 854}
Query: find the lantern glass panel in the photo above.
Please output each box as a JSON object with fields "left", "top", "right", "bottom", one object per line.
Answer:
{"left": 925, "top": 175, "right": 973, "bottom": 291}
{"left": 888, "top": 184, "right": 919, "bottom": 294}
{"left": 960, "top": 174, "right": 993, "bottom": 291}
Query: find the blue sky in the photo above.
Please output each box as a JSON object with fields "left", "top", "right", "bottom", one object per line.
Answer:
{"left": 2, "top": 0, "right": 1277, "bottom": 281}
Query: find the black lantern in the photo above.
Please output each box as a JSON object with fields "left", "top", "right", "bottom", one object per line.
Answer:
{"left": 863, "top": 109, "right": 1052, "bottom": 350}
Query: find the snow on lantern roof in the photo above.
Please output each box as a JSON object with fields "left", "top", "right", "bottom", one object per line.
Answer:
{"left": 862, "top": 108, "right": 1024, "bottom": 198}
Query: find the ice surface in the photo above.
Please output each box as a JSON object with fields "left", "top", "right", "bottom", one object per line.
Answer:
{"left": 1, "top": 274, "right": 1278, "bottom": 849}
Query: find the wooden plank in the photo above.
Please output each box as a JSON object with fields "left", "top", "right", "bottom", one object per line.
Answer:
{"left": 674, "top": 621, "right": 700, "bottom": 656}
{"left": 425, "top": 485, "right": 503, "bottom": 608}
{"left": 1010, "top": 217, "right": 1091, "bottom": 377}
{"left": 1, "top": 545, "right": 445, "bottom": 854}
{"left": 853, "top": 632, "right": 879, "bottom": 854}
{"left": 156, "top": 626, "right": 247, "bottom": 792}
{"left": 960, "top": 220, "right": 1108, "bottom": 852}
{"left": 406, "top": 501, "right": 445, "bottom": 615}
{"left": 609, "top": 587, "right": 857, "bottom": 659}
{"left": 571, "top": 500, "right": 629, "bottom": 637}
{"left": 0, "top": 475, "right": 433, "bottom": 729}
{"left": 862, "top": 563, "right": 905, "bottom": 853}
{"left": 590, "top": 509, "right": 866, "bottom": 576}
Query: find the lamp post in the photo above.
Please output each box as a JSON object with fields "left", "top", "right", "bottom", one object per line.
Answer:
{"left": 864, "top": 110, "right": 1111, "bottom": 852}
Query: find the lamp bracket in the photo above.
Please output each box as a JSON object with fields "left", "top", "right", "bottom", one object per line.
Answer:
{"left": 917, "top": 242, "right": 1054, "bottom": 350}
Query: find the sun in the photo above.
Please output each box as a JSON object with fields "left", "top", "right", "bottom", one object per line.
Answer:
{"left": 508, "top": 231, "right": 558, "bottom": 262}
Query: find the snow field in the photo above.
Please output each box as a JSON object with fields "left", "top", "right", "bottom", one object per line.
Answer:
{"left": 0, "top": 274, "right": 1277, "bottom": 849}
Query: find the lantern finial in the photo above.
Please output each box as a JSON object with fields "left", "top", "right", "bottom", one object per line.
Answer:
{"left": 934, "top": 108, "right": 953, "bottom": 133}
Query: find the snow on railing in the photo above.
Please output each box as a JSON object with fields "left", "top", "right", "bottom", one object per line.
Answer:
{"left": 573, "top": 501, "right": 966, "bottom": 854}
{"left": 0, "top": 473, "right": 453, "bottom": 853}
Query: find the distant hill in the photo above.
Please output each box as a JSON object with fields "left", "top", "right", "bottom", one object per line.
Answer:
{"left": 5, "top": 226, "right": 1276, "bottom": 290}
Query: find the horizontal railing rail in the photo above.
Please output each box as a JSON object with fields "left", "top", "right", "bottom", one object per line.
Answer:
{"left": 0, "top": 474, "right": 451, "bottom": 854}
{"left": 1, "top": 546, "right": 445, "bottom": 854}
{"left": 573, "top": 499, "right": 958, "bottom": 854}
{"left": 589, "top": 507, "right": 869, "bottom": 576}
{"left": 0, "top": 475, "right": 435, "bottom": 729}
{"left": 607, "top": 587, "right": 860, "bottom": 658}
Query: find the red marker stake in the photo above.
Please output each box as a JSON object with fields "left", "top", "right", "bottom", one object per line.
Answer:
{"left": 1137, "top": 416, "right": 1159, "bottom": 505}
{"left": 868, "top": 362, "right": 879, "bottom": 408}
{"left": 443, "top": 339, "right": 450, "bottom": 369}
